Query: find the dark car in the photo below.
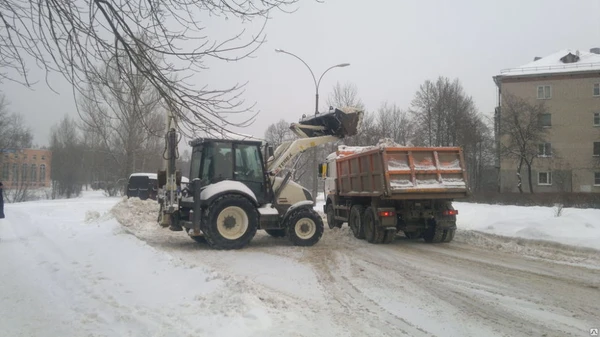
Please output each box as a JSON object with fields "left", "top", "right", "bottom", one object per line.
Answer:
{"left": 127, "top": 173, "right": 158, "bottom": 200}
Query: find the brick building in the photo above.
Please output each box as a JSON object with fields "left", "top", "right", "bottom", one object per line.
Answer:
{"left": 0, "top": 149, "right": 52, "bottom": 188}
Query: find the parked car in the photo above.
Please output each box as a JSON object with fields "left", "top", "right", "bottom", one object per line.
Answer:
{"left": 127, "top": 173, "right": 158, "bottom": 200}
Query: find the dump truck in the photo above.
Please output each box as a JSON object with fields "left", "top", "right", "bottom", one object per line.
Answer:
{"left": 156, "top": 107, "right": 363, "bottom": 250}
{"left": 319, "top": 142, "right": 469, "bottom": 244}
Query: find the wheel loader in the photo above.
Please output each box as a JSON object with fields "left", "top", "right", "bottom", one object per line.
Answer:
{"left": 156, "top": 107, "right": 363, "bottom": 250}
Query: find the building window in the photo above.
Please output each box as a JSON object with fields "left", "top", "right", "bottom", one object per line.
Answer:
{"left": 538, "top": 143, "right": 552, "bottom": 157}
{"left": 595, "top": 83, "right": 600, "bottom": 97}
{"left": 41, "top": 155, "right": 46, "bottom": 161}
{"left": 594, "top": 142, "right": 600, "bottom": 156}
{"left": 12, "top": 163, "right": 18, "bottom": 182}
{"left": 538, "top": 171, "right": 552, "bottom": 185}
{"left": 2, "top": 162, "right": 8, "bottom": 180}
{"left": 21, "top": 163, "right": 28, "bottom": 182}
{"left": 595, "top": 113, "right": 600, "bottom": 126}
{"left": 40, "top": 164, "right": 46, "bottom": 182}
{"left": 595, "top": 172, "right": 600, "bottom": 186}
{"left": 14, "top": 154, "right": 18, "bottom": 159}
{"left": 539, "top": 113, "right": 552, "bottom": 127}
{"left": 33, "top": 155, "right": 37, "bottom": 160}
{"left": 537, "top": 85, "right": 551, "bottom": 99}
{"left": 31, "top": 164, "right": 37, "bottom": 182}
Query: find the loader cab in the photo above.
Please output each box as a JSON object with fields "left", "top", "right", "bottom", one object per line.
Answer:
{"left": 189, "top": 138, "right": 270, "bottom": 204}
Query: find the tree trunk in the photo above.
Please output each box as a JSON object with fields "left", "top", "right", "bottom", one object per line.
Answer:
{"left": 526, "top": 160, "right": 534, "bottom": 194}
{"left": 516, "top": 157, "right": 524, "bottom": 194}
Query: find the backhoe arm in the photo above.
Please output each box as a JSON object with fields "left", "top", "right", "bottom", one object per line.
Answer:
{"left": 267, "top": 135, "right": 339, "bottom": 176}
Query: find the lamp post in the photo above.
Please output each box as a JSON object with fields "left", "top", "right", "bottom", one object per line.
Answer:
{"left": 275, "top": 48, "right": 350, "bottom": 204}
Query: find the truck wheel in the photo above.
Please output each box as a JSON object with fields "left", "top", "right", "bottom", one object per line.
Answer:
{"left": 382, "top": 229, "right": 396, "bottom": 244}
{"left": 286, "top": 208, "right": 324, "bottom": 246}
{"left": 349, "top": 205, "right": 365, "bottom": 239}
{"left": 442, "top": 228, "right": 456, "bottom": 243}
{"left": 203, "top": 195, "right": 258, "bottom": 250}
{"left": 363, "top": 207, "right": 385, "bottom": 244}
{"left": 326, "top": 204, "right": 343, "bottom": 229}
{"left": 265, "top": 229, "right": 287, "bottom": 238}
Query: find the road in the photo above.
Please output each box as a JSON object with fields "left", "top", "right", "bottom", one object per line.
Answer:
{"left": 1, "top": 195, "right": 599, "bottom": 337}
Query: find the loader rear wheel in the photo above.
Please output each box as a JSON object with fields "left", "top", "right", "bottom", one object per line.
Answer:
{"left": 363, "top": 207, "right": 385, "bottom": 244}
{"left": 349, "top": 205, "right": 365, "bottom": 239}
{"left": 326, "top": 204, "right": 343, "bottom": 229}
{"left": 265, "top": 229, "right": 287, "bottom": 238}
{"left": 286, "top": 208, "right": 324, "bottom": 247}
{"left": 202, "top": 195, "right": 258, "bottom": 250}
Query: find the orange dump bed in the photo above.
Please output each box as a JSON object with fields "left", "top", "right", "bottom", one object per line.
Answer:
{"left": 334, "top": 146, "right": 469, "bottom": 199}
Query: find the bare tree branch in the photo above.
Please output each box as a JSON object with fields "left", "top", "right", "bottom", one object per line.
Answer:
{"left": 0, "top": 0, "right": 308, "bottom": 137}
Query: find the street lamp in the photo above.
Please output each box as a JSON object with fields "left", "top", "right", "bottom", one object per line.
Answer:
{"left": 275, "top": 48, "right": 350, "bottom": 204}
{"left": 275, "top": 49, "right": 350, "bottom": 115}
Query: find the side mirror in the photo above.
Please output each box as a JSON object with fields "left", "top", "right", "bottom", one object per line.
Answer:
{"left": 267, "top": 145, "right": 274, "bottom": 158}
{"left": 318, "top": 163, "right": 326, "bottom": 178}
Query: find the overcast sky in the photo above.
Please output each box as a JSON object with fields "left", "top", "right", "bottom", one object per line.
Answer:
{"left": 1, "top": 0, "right": 600, "bottom": 146}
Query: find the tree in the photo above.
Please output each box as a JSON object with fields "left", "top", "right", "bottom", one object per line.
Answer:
{"left": 264, "top": 119, "right": 293, "bottom": 150}
{"left": 373, "top": 102, "right": 413, "bottom": 146}
{"left": 0, "top": 0, "right": 306, "bottom": 136}
{"left": 79, "top": 48, "right": 165, "bottom": 180}
{"left": 0, "top": 94, "right": 32, "bottom": 151}
{"left": 326, "top": 82, "right": 365, "bottom": 111}
{"left": 50, "top": 116, "right": 84, "bottom": 198}
{"left": 410, "top": 77, "right": 495, "bottom": 192}
{"left": 499, "top": 93, "right": 549, "bottom": 193}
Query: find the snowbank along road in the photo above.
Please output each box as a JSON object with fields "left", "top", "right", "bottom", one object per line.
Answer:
{"left": 0, "top": 192, "right": 599, "bottom": 337}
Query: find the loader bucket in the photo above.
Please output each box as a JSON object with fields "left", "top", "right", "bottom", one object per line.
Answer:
{"left": 290, "top": 107, "right": 363, "bottom": 138}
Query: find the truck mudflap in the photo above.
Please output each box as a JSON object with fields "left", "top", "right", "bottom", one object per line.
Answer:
{"left": 290, "top": 107, "right": 363, "bottom": 139}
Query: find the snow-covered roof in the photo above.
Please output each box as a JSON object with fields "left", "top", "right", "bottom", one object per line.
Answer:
{"left": 498, "top": 49, "right": 600, "bottom": 77}
{"left": 129, "top": 173, "right": 158, "bottom": 179}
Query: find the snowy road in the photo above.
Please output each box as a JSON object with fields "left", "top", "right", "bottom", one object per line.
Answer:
{"left": 1, "top": 193, "right": 599, "bottom": 337}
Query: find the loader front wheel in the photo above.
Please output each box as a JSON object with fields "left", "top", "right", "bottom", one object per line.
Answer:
{"left": 363, "top": 207, "right": 385, "bottom": 244}
{"left": 203, "top": 195, "right": 258, "bottom": 250}
{"left": 286, "top": 208, "right": 324, "bottom": 247}
{"left": 349, "top": 205, "right": 365, "bottom": 239}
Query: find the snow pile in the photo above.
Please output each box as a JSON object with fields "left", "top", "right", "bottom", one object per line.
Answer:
{"left": 331, "top": 138, "right": 408, "bottom": 160}
{"left": 111, "top": 197, "right": 160, "bottom": 232}
{"left": 84, "top": 210, "right": 101, "bottom": 223}
{"left": 455, "top": 202, "right": 600, "bottom": 251}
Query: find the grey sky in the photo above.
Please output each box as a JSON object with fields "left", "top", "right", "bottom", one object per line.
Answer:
{"left": 1, "top": 0, "right": 599, "bottom": 146}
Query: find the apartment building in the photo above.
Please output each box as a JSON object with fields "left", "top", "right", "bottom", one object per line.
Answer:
{"left": 0, "top": 148, "right": 52, "bottom": 188}
{"left": 493, "top": 48, "right": 600, "bottom": 193}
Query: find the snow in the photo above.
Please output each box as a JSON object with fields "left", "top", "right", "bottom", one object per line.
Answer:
{"left": 1, "top": 191, "right": 599, "bottom": 337}
{"left": 387, "top": 159, "right": 409, "bottom": 170}
{"left": 129, "top": 172, "right": 157, "bottom": 179}
{"left": 440, "top": 159, "right": 461, "bottom": 170}
{"left": 454, "top": 202, "right": 600, "bottom": 250}
{"left": 499, "top": 49, "right": 600, "bottom": 77}
{"left": 199, "top": 180, "right": 257, "bottom": 203}
{"left": 258, "top": 204, "right": 279, "bottom": 216}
